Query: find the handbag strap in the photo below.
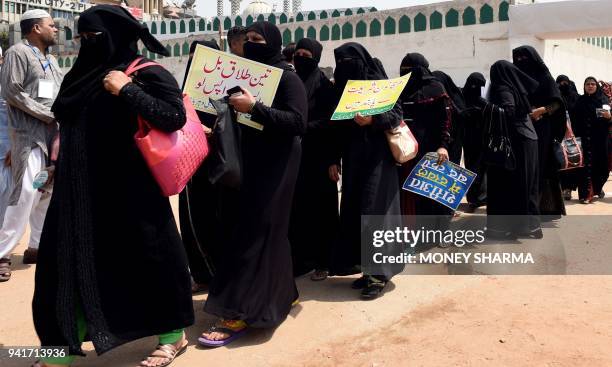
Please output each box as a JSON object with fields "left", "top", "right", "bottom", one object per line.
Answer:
{"left": 564, "top": 112, "right": 576, "bottom": 139}
{"left": 124, "top": 57, "right": 163, "bottom": 76}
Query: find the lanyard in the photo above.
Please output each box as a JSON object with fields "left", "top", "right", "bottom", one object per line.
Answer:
{"left": 26, "top": 43, "right": 52, "bottom": 74}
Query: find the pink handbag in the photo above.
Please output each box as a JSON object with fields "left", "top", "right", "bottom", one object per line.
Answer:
{"left": 125, "top": 58, "right": 209, "bottom": 197}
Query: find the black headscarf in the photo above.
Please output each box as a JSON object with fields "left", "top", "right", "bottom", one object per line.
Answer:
{"left": 294, "top": 38, "right": 322, "bottom": 81}
{"left": 512, "top": 45, "right": 563, "bottom": 108}
{"left": 244, "top": 21, "right": 285, "bottom": 67}
{"left": 463, "top": 72, "right": 486, "bottom": 103}
{"left": 333, "top": 42, "right": 385, "bottom": 93}
{"left": 579, "top": 76, "right": 609, "bottom": 105}
{"left": 399, "top": 53, "right": 444, "bottom": 101}
{"left": 556, "top": 74, "right": 580, "bottom": 110}
{"left": 53, "top": 5, "right": 168, "bottom": 122}
{"left": 182, "top": 39, "right": 220, "bottom": 89}
{"left": 489, "top": 60, "right": 539, "bottom": 117}
{"left": 432, "top": 70, "right": 466, "bottom": 114}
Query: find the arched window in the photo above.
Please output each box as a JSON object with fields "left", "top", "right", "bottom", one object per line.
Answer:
{"left": 399, "top": 15, "right": 410, "bottom": 33}
{"left": 212, "top": 18, "right": 219, "bottom": 31}
{"left": 607, "top": 38, "right": 611, "bottom": 50}
{"left": 296, "top": 12, "right": 304, "bottom": 21}
{"left": 165, "top": 44, "right": 172, "bottom": 56}
{"left": 332, "top": 10, "right": 341, "bottom": 18}
{"left": 65, "top": 57, "right": 71, "bottom": 68}
{"left": 235, "top": 16, "right": 242, "bottom": 26}
{"left": 332, "top": 24, "right": 341, "bottom": 40}
{"left": 257, "top": 14, "right": 265, "bottom": 22}
{"left": 430, "top": 11, "right": 442, "bottom": 30}
{"left": 596, "top": 37, "right": 601, "bottom": 47}
{"left": 246, "top": 15, "right": 254, "bottom": 26}
{"left": 414, "top": 13, "right": 426, "bottom": 32}
{"left": 370, "top": 7, "right": 377, "bottom": 12}
{"left": 320, "top": 25, "right": 330, "bottom": 41}
{"left": 308, "top": 11, "right": 316, "bottom": 20}
{"left": 446, "top": 9, "right": 459, "bottom": 27}
{"left": 295, "top": 27, "right": 304, "bottom": 41}
{"left": 280, "top": 13, "right": 288, "bottom": 23}
{"left": 480, "top": 4, "right": 494, "bottom": 24}
{"left": 463, "top": 7, "right": 476, "bottom": 25}
{"left": 170, "top": 21, "right": 177, "bottom": 33}
{"left": 357, "top": 8, "right": 365, "bottom": 14}
{"left": 342, "top": 22, "right": 353, "bottom": 39}
{"left": 65, "top": 26, "right": 72, "bottom": 40}
{"left": 174, "top": 43, "right": 181, "bottom": 57}
{"left": 307, "top": 26, "right": 316, "bottom": 39}
{"left": 149, "top": 22, "right": 156, "bottom": 35}
{"left": 356, "top": 21, "right": 367, "bottom": 37}
{"left": 58, "top": 58, "right": 63, "bottom": 68}
{"left": 182, "top": 41, "right": 190, "bottom": 55}
{"left": 370, "top": 19, "right": 381, "bottom": 37}
{"left": 199, "top": 18, "right": 206, "bottom": 31}
{"left": 207, "top": 23, "right": 211, "bottom": 31}
{"left": 320, "top": 11, "right": 328, "bottom": 19}
{"left": 149, "top": 52, "right": 156, "bottom": 60}
{"left": 179, "top": 20, "right": 186, "bottom": 33}
{"left": 499, "top": 1, "right": 509, "bottom": 21}
{"left": 224, "top": 17, "right": 232, "bottom": 30}
{"left": 345, "top": 9, "right": 353, "bottom": 16}
{"left": 268, "top": 13, "right": 276, "bottom": 24}
{"left": 161, "top": 21, "right": 166, "bottom": 34}
{"left": 384, "top": 16, "right": 396, "bottom": 35}
{"left": 283, "top": 28, "right": 292, "bottom": 46}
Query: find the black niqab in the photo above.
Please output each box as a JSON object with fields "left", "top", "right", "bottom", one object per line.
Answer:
{"left": 399, "top": 53, "right": 443, "bottom": 101}
{"left": 333, "top": 42, "right": 385, "bottom": 92}
{"left": 512, "top": 45, "right": 563, "bottom": 107}
{"left": 244, "top": 21, "right": 284, "bottom": 66}
{"left": 432, "top": 70, "right": 466, "bottom": 113}
{"left": 463, "top": 72, "right": 486, "bottom": 101}
{"left": 294, "top": 38, "right": 322, "bottom": 81}
{"left": 556, "top": 74, "right": 580, "bottom": 110}
{"left": 489, "top": 60, "right": 538, "bottom": 117}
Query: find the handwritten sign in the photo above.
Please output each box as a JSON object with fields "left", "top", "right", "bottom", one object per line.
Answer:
{"left": 331, "top": 73, "right": 411, "bottom": 121}
{"left": 183, "top": 45, "right": 283, "bottom": 130}
{"left": 402, "top": 152, "right": 477, "bottom": 211}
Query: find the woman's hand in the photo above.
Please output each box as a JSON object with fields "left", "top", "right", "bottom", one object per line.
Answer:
{"left": 354, "top": 113, "right": 373, "bottom": 126}
{"left": 529, "top": 107, "right": 546, "bottom": 121}
{"left": 328, "top": 164, "right": 341, "bottom": 182}
{"left": 228, "top": 87, "right": 257, "bottom": 113}
{"left": 601, "top": 110, "right": 612, "bottom": 120}
{"left": 436, "top": 147, "right": 449, "bottom": 165}
{"left": 103, "top": 71, "right": 132, "bottom": 96}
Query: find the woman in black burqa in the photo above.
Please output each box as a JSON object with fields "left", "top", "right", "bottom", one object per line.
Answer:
{"left": 33, "top": 5, "right": 193, "bottom": 367}
{"left": 398, "top": 53, "right": 453, "bottom": 240}
{"left": 432, "top": 70, "right": 467, "bottom": 165}
{"left": 328, "top": 42, "right": 404, "bottom": 299}
{"left": 556, "top": 74, "right": 581, "bottom": 200}
{"left": 462, "top": 72, "right": 488, "bottom": 210}
{"left": 289, "top": 38, "right": 339, "bottom": 280}
{"left": 571, "top": 77, "right": 611, "bottom": 203}
{"left": 199, "top": 21, "right": 307, "bottom": 346}
{"left": 484, "top": 60, "right": 542, "bottom": 238}
{"left": 513, "top": 46, "right": 566, "bottom": 219}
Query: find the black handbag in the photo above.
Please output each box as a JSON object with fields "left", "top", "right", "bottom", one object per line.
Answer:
{"left": 554, "top": 112, "right": 583, "bottom": 170}
{"left": 483, "top": 104, "right": 516, "bottom": 171}
{"left": 208, "top": 98, "right": 242, "bottom": 189}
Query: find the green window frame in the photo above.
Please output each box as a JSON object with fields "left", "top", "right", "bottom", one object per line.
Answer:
{"left": 356, "top": 21, "right": 366, "bottom": 38}
{"left": 357, "top": 8, "right": 365, "bottom": 14}
{"left": 182, "top": 42, "right": 190, "bottom": 55}
{"left": 445, "top": 9, "right": 459, "bottom": 27}
{"left": 235, "top": 16, "right": 242, "bottom": 26}
{"left": 224, "top": 17, "right": 232, "bottom": 30}
{"left": 342, "top": 23, "right": 353, "bottom": 39}
{"left": 283, "top": 28, "right": 292, "bottom": 46}
{"left": 370, "top": 19, "right": 381, "bottom": 37}
{"left": 257, "top": 14, "right": 265, "bottom": 22}
{"left": 246, "top": 15, "right": 254, "bottom": 26}
{"left": 296, "top": 13, "right": 304, "bottom": 21}
{"left": 384, "top": 17, "right": 396, "bottom": 35}
{"left": 212, "top": 18, "right": 219, "bottom": 31}
{"left": 345, "top": 9, "right": 353, "bottom": 16}
{"left": 399, "top": 15, "right": 410, "bottom": 33}
{"left": 332, "top": 10, "right": 340, "bottom": 18}
{"left": 308, "top": 11, "right": 316, "bottom": 20}
{"left": 480, "top": 4, "right": 494, "bottom": 24}
{"left": 295, "top": 27, "right": 304, "bottom": 41}
{"left": 180, "top": 20, "right": 186, "bottom": 33}
{"left": 307, "top": 26, "right": 316, "bottom": 39}
{"left": 161, "top": 21, "right": 167, "bottom": 34}
{"left": 174, "top": 43, "right": 181, "bottom": 57}
{"left": 268, "top": 13, "right": 276, "bottom": 24}
{"left": 199, "top": 18, "right": 206, "bottom": 31}
{"left": 320, "top": 25, "right": 330, "bottom": 41}
{"left": 463, "top": 7, "right": 476, "bottom": 26}
{"left": 320, "top": 10, "right": 328, "bottom": 19}
{"left": 58, "top": 58, "right": 63, "bottom": 68}
{"left": 332, "top": 24, "right": 341, "bottom": 40}
{"left": 430, "top": 11, "right": 442, "bottom": 30}
{"left": 170, "top": 21, "right": 177, "bottom": 33}
{"left": 280, "top": 13, "right": 288, "bottom": 23}
{"left": 65, "top": 57, "right": 71, "bottom": 68}
{"left": 414, "top": 13, "right": 426, "bottom": 32}
{"left": 499, "top": 1, "right": 509, "bottom": 21}
{"left": 150, "top": 22, "right": 157, "bottom": 35}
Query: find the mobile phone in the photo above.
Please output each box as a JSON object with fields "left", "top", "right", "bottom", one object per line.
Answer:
{"left": 227, "top": 86, "right": 243, "bottom": 96}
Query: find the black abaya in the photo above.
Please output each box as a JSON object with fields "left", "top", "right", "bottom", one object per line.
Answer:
{"left": 204, "top": 21, "right": 307, "bottom": 328}
{"left": 289, "top": 38, "right": 339, "bottom": 275}
{"left": 432, "top": 70, "right": 466, "bottom": 165}
{"left": 34, "top": 6, "right": 193, "bottom": 355}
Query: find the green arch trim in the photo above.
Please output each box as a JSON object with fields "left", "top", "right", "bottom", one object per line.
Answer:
{"left": 320, "top": 25, "right": 330, "bottom": 41}
{"left": 370, "top": 19, "right": 381, "bottom": 37}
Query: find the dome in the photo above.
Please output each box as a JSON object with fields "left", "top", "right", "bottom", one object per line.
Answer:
{"left": 242, "top": 0, "right": 272, "bottom": 16}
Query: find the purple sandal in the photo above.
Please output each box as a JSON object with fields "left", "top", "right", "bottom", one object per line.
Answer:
{"left": 198, "top": 321, "right": 247, "bottom": 348}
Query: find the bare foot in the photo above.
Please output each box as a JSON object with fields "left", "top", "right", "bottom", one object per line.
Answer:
{"left": 139, "top": 333, "right": 187, "bottom": 367}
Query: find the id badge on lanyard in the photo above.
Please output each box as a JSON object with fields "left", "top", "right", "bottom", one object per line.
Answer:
{"left": 38, "top": 79, "right": 55, "bottom": 99}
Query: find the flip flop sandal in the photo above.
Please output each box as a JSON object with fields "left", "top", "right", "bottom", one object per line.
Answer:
{"left": 198, "top": 322, "right": 247, "bottom": 348}
{"left": 361, "top": 281, "right": 387, "bottom": 299}
{"left": 140, "top": 339, "right": 188, "bottom": 367}
{"left": 0, "top": 258, "right": 11, "bottom": 282}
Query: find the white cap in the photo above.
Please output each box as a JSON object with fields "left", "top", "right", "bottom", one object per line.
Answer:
{"left": 21, "top": 9, "right": 52, "bottom": 21}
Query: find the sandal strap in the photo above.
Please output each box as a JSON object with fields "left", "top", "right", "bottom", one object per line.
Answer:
{"left": 208, "top": 326, "right": 242, "bottom": 336}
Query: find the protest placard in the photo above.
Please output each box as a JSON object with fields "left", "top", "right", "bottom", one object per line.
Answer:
{"left": 331, "top": 73, "right": 411, "bottom": 120}
{"left": 183, "top": 45, "right": 283, "bottom": 130}
{"left": 402, "top": 152, "right": 477, "bottom": 211}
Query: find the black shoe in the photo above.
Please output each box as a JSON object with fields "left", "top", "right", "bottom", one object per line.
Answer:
{"left": 23, "top": 248, "right": 38, "bottom": 264}
{"left": 599, "top": 191, "right": 606, "bottom": 199}
{"left": 361, "top": 280, "right": 387, "bottom": 299}
{"left": 516, "top": 228, "right": 543, "bottom": 239}
{"left": 351, "top": 275, "right": 368, "bottom": 289}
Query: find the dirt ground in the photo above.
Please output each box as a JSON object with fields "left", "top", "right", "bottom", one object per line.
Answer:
{"left": 1, "top": 180, "right": 611, "bottom": 367}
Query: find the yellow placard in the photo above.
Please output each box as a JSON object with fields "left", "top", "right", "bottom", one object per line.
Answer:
{"left": 183, "top": 45, "right": 284, "bottom": 130}
{"left": 331, "top": 73, "right": 411, "bottom": 120}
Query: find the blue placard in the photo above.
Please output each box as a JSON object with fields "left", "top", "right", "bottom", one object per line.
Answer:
{"left": 402, "top": 152, "right": 477, "bottom": 211}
